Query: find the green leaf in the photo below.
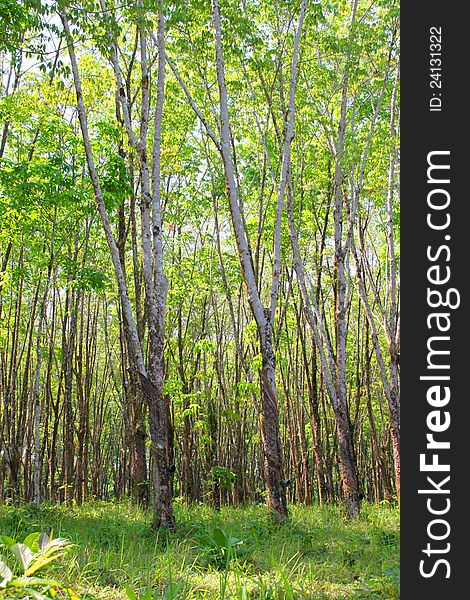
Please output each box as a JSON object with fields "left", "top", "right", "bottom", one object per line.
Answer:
{"left": 0, "top": 559, "right": 13, "bottom": 588}
{"left": 39, "top": 537, "right": 70, "bottom": 553}
{"left": 38, "top": 533, "right": 50, "bottom": 551}
{"left": 21, "top": 588, "right": 51, "bottom": 600}
{"left": 163, "top": 580, "right": 185, "bottom": 599}
{"left": 211, "top": 527, "right": 227, "bottom": 548}
{"left": 10, "top": 543, "right": 33, "bottom": 571}
{"left": 23, "top": 532, "right": 41, "bottom": 551}
{"left": 0, "top": 535, "right": 16, "bottom": 549}
{"left": 221, "top": 409, "right": 241, "bottom": 421}
{"left": 124, "top": 584, "right": 138, "bottom": 600}
{"left": 12, "top": 576, "right": 60, "bottom": 585}
{"left": 25, "top": 549, "right": 69, "bottom": 577}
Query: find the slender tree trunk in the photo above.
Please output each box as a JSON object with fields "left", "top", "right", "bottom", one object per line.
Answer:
{"left": 62, "top": 8, "right": 174, "bottom": 526}
{"left": 210, "top": 0, "right": 311, "bottom": 522}
{"left": 32, "top": 240, "right": 54, "bottom": 506}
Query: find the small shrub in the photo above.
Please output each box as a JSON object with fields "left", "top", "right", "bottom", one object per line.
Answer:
{"left": 207, "top": 467, "right": 237, "bottom": 491}
{"left": 0, "top": 531, "right": 79, "bottom": 599}
{"left": 197, "top": 526, "right": 244, "bottom": 569}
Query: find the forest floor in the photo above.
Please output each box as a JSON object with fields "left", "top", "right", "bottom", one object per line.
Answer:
{"left": 1, "top": 501, "right": 399, "bottom": 599}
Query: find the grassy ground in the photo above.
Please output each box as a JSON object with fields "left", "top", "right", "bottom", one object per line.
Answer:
{"left": 0, "top": 500, "right": 399, "bottom": 599}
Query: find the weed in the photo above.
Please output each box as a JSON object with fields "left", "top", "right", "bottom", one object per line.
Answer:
{"left": 0, "top": 531, "right": 79, "bottom": 599}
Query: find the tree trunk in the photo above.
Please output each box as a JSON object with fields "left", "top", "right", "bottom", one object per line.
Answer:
{"left": 259, "top": 329, "right": 287, "bottom": 520}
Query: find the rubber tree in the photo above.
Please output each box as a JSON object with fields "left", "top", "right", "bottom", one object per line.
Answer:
{"left": 59, "top": 0, "right": 174, "bottom": 528}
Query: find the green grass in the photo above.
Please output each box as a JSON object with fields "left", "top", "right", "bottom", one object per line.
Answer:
{"left": 0, "top": 500, "right": 399, "bottom": 599}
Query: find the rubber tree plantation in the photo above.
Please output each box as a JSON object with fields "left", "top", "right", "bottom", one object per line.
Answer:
{"left": 0, "top": 0, "right": 399, "bottom": 598}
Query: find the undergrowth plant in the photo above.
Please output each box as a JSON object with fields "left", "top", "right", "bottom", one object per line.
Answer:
{"left": 0, "top": 532, "right": 79, "bottom": 599}
{"left": 197, "top": 526, "right": 244, "bottom": 570}
{"left": 124, "top": 580, "right": 186, "bottom": 600}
